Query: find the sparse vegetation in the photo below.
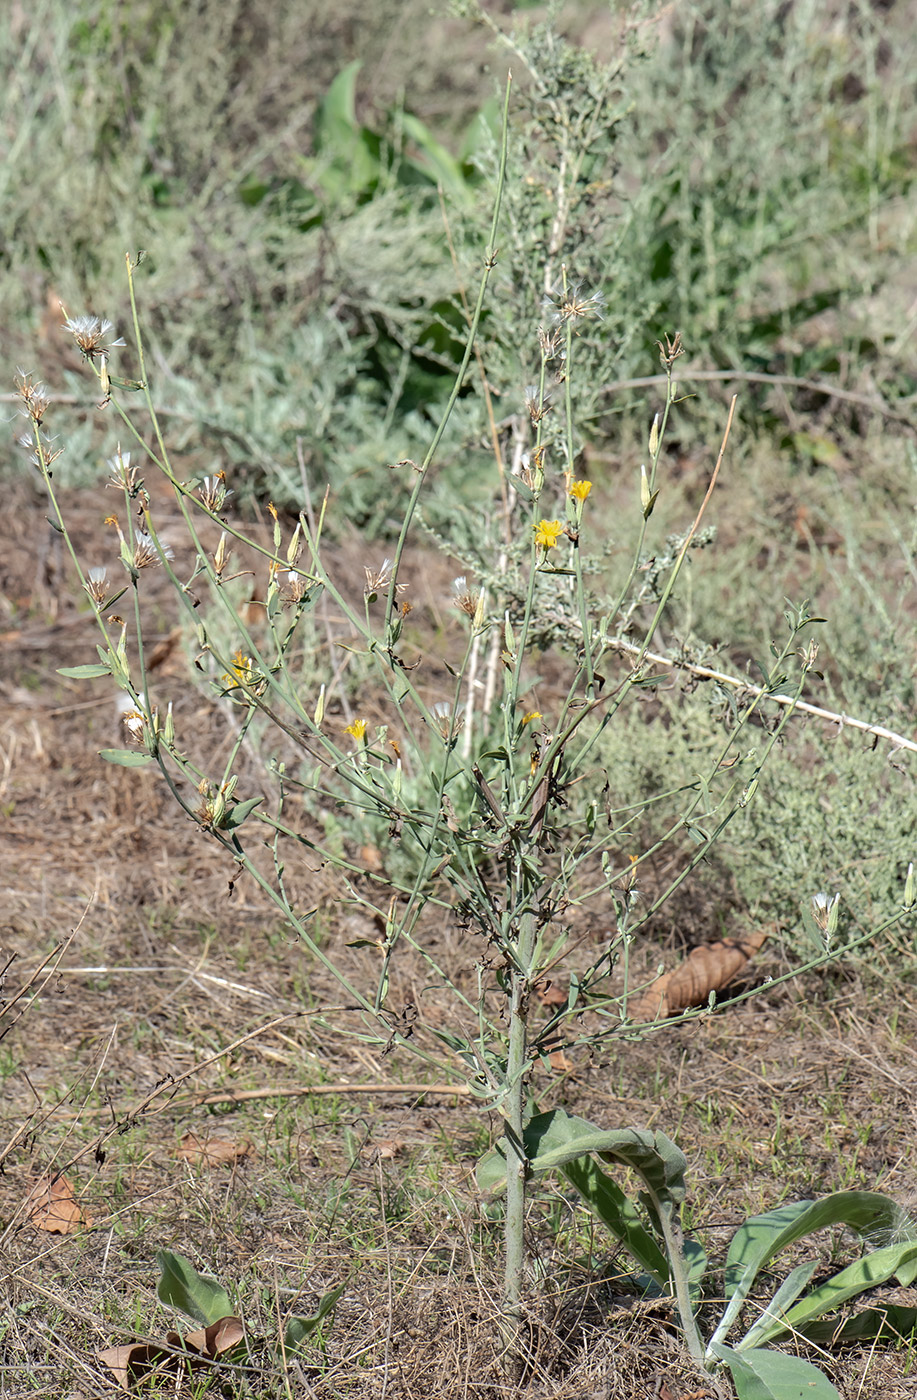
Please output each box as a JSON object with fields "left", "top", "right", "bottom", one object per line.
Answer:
{"left": 3, "top": 1, "right": 917, "bottom": 1396}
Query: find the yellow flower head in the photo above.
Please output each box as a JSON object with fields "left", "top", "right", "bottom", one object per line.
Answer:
{"left": 223, "top": 649, "right": 254, "bottom": 686}
{"left": 522, "top": 711, "right": 543, "bottom": 726}
{"left": 345, "top": 718, "right": 367, "bottom": 742}
{"left": 569, "top": 479, "right": 592, "bottom": 501}
{"left": 534, "top": 519, "right": 564, "bottom": 549}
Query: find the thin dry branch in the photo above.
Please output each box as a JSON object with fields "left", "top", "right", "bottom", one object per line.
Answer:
{"left": 612, "top": 639, "right": 917, "bottom": 755}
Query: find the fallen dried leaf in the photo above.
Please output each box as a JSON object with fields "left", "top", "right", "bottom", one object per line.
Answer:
{"left": 630, "top": 926, "right": 771, "bottom": 1021}
{"left": 97, "top": 1316, "right": 244, "bottom": 1390}
{"left": 27, "top": 1174, "right": 89, "bottom": 1233}
{"left": 369, "top": 1137, "right": 405, "bottom": 1161}
{"left": 178, "top": 1133, "right": 253, "bottom": 1167}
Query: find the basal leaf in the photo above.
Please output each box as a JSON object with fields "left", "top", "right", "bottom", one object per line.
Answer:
{"left": 283, "top": 1283, "right": 345, "bottom": 1356}
{"left": 711, "top": 1191, "right": 914, "bottom": 1348}
{"left": 712, "top": 1342, "right": 840, "bottom": 1400}
{"left": 156, "top": 1250, "right": 232, "bottom": 1326}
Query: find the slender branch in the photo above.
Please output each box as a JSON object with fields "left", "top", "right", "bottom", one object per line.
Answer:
{"left": 611, "top": 638, "right": 917, "bottom": 755}
{"left": 599, "top": 367, "right": 914, "bottom": 425}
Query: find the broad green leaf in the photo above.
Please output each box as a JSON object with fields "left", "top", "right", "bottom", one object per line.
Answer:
{"left": 712, "top": 1343, "right": 839, "bottom": 1400}
{"left": 558, "top": 1153, "right": 670, "bottom": 1284}
{"left": 507, "top": 474, "right": 534, "bottom": 503}
{"left": 751, "top": 1240, "right": 917, "bottom": 1349}
{"left": 222, "top": 796, "right": 263, "bottom": 830}
{"left": 315, "top": 61, "right": 361, "bottom": 152}
{"left": 477, "top": 1110, "right": 687, "bottom": 1220}
{"left": 58, "top": 663, "right": 111, "bottom": 679}
{"left": 156, "top": 1250, "right": 232, "bottom": 1326}
{"left": 711, "top": 1192, "right": 913, "bottom": 1347}
{"left": 98, "top": 748, "right": 154, "bottom": 767}
{"left": 528, "top": 1110, "right": 688, "bottom": 1208}
{"left": 399, "top": 113, "right": 471, "bottom": 203}
{"left": 459, "top": 99, "right": 500, "bottom": 163}
{"left": 283, "top": 1283, "right": 345, "bottom": 1356}
{"left": 313, "top": 62, "right": 377, "bottom": 198}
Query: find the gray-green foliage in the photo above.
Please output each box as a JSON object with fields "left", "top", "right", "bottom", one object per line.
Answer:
{"left": 615, "top": 0, "right": 917, "bottom": 380}
{"left": 479, "top": 1108, "right": 917, "bottom": 1400}
{"left": 589, "top": 676, "right": 915, "bottom": 950}
{"left": 6, "top": 0, "right": 916, "bottom": 534}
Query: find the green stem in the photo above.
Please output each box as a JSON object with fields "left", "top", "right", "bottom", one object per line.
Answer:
{"left": 502, "top": 903, "right": 537, "bottom": 1363}
{"left": 383, "top": 72, "right": 512, "bottom": 639}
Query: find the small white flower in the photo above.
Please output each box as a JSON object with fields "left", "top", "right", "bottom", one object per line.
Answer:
{"left": 84, "top": 566, "right": 109, "bottom": 607}
{"left": 542, "top": 282, "right": 606, "bottom": 327}
{"left": 107, "top": 446, "right": 143, "bottom": 495}
{"left": 198, "top": 471, "right": 233, "bottom": 513}
{"left": 62, "top": 314, "right": 126, "bottom": 360}
{"left": 811, "top": 891, "right": 840, "bottom": 935}
{"left": 133, "top": 532, "right": 174, "bottom": 569}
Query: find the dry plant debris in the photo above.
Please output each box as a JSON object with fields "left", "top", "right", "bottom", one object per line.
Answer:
{"left": 26, "top": 1173, "right": 89, "bottom": 1234}
{"left": 629, "top": 927, "right": 771, "bottom": 1021}
{"left": 97, "top": 1315, "right": 244, "bottom": 1390}
{"left": 177, "top": 1132, "right": 254, "bottom": 1167}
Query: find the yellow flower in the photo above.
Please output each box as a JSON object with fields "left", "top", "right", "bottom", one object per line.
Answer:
{"left": 522, "top": 711, "right": 542, "bottom": 725}
{"left": 223, "top": 649, "right": 254, "bottom": 686}
{"left": 345, "top": 718, "right": 367, "bottom": 742}
{"left": 534, "top": 519, "right": 564, "bottom": 549}
{"left": 569, "top": 479, "right": 592, "bottom": 501}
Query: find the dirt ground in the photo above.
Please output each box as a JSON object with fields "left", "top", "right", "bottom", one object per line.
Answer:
{"left": 1, "top": 475, "right": 917, "bottom": 1398}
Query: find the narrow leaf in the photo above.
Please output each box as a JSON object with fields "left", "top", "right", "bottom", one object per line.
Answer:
{"left": 798, "top": 1303, "right": 917, "bottom": 1346}
{"left": 737, "top": 1259, "right": 818, "bottom": 1351}
{"left": 754, "top": 1240, "right": 917, "bottom": 1348}
{"left": 283, "top": 1283, "right": 345, "bottom": 1356}
{"left": 58, "top": 663, "right": 111, "bottom": 679}
{"left": 98, "top": 748, "right": 154, "bottom": 767}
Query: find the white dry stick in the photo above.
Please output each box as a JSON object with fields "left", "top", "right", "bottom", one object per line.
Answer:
{"left": 613, "top": 638, "right": 917, "bottom": 755}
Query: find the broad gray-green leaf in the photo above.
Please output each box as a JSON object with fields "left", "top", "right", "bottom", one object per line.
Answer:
{"left": 222, "top": 796, "right": 263, "bottom": 830}
{"left": 750, "top": 1239, "right": 917, "bottom": 1349}
{"left": 156, "top": 1250, "right": 232, "bottom": 1326}
{"left": 283, "top": 1283, "right": 345, "bottom": 1356}
{"left": 558, "top": 1152, "right": 670, "bottom": 1284}
{"left": 711, "top": 1192, "right": 913, "bottom": 1346}
{"left": 98, "top": 748, "right": 154, "bottom": 767}
{"left": 477, "top": 1110, "right": 687, "bottom": 1216}
{"left": 712, "top": 1342, "right": 839, "bottom": 1400}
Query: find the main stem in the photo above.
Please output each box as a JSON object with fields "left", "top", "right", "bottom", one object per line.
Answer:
{"left": 502, "top": 907, "right": 536, "bottom": 1366}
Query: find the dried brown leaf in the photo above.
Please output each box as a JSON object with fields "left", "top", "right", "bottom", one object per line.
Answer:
{"left": 183, "top": 1316, "right": 245, "bottom": 1357}
{"left": 97, "top": 1316, "right": 244, "bottom": 1390}
{"left": 96, "top": 1342, "right": 169, "bottom": 1390}
{"left": 178, "top": 1133, "right": 253, "bottom": 1167}
{"left": 630, "top": 927, "right": 771, "bottom": 1021}
{"left": 27, "top": 1173, "right": 89, "bottom": 1233}
{"left": 369, "top": 1137, "right": 405, "bottom": 1161}
{"left": 534, "top": 978, "right": 568, "bottom": 1008}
